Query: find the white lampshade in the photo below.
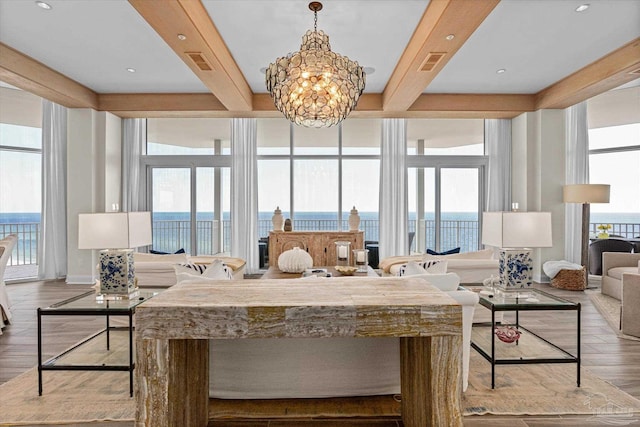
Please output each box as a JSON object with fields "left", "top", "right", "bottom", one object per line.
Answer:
{"left": 482, "top": 212, "right": 553, "bottom": 249}
{"left": 78, "top": 212, "right": 152, "bottom": 249}
{"left": 563, "top": 184, "right": 610, "bottom": 204}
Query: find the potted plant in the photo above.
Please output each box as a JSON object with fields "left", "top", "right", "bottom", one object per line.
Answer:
{"left": 597, "top": 224, "right": 612, "bottom": 239}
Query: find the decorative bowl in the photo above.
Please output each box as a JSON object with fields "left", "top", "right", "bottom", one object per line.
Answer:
{"left": 494, "top": 325, "right": 521, "bottom": 343}
{"left": 334, "top": 265, "right": 358, "bottom": 276}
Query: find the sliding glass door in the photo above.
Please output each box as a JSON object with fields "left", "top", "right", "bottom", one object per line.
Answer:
{"left": 409, "top": 166, "right": 483, "bottom": 253}
{"left": 149, "top": 166, "right": 228, "bottom": 255}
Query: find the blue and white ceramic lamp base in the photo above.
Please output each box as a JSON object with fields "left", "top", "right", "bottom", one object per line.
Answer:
{"left": 98, "top": 249, "right": 136, "bottom": 295}
{"left": 498, "top": 248, "right": 533, "bottom": 289}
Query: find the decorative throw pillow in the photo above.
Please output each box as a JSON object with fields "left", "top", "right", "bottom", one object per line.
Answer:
{"left": 150, "top": 248, "right": 186, "bottom": 255}
{"left": 426, "top": 247, "right": 460, "bottom": 256}
{"left": 397, "top": 260, "right": 448, "bottom": 276}
{"left": 174, "top": 259, "right": 232, "bottom": 283}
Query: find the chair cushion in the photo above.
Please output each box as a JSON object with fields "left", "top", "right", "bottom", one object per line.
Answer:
{"left": 608, "top": 266, "right": 638, "bottom": 280}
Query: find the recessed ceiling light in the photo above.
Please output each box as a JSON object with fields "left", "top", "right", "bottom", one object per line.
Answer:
{"left": 363, "top": 67, "right": 375, "bottom": 75}
{"left": 445, "top": 34, "right": 455, "bottom": 41}
{"left": 177, "top": 34, "right": 187, "bottom": 41}
{"left": 575, "top": 4, "right": 589, "bottom": 12}
{"left": 127, "top": 68, "right": 136, "bottom": 73}
{"left": 496, "top": 68, "right": 506, "bottom": 74}
{"left": 35, "top": 1, "right": 52, "bottom": 10}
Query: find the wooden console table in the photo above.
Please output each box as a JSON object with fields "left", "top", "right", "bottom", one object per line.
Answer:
{"left": 269, "top": 230, "right": 364, "bottom": 267}
{"left": 135, "top": 278, "right": 463, "bottom": 427}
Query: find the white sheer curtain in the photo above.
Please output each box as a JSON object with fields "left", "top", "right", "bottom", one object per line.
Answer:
{"left": 378, "top": 119, "right": 408, "bottom": 260}
{"left": 122, "top": 119, "right": 146, "bottom": 212}
{"left": 565, "top": 102, "right": 590, "bottom": 263}
{"left": 38, "top": 100, "right": 67, "bottom": 280}
{"left": 484, "top": 119, "right": 512, "bottom": 212}
{"left": 231, "top": 118, "right": 258, "bottom": 274}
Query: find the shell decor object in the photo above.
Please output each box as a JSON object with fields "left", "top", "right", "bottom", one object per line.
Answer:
{"left": 278, "top": 247, "right": 313, "bottom": 273}
{"left": 348, "top": 206, "right": 360, "bottom": 231}
{"left": 272, "top": 206, "right": 284, "bottom": 231}
{"left": 495, "top": 325, "right": 521, "bottom": 343}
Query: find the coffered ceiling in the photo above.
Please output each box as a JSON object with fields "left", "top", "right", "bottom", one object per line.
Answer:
{"left": 0, "top": 0, "right": 639, "bottom": 119}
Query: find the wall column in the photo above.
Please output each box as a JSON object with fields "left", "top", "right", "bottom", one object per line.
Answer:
{"left": 66, "top": 110, "right": 122, "bottom": 284}
{"left": 511, "top": 110, "right": 566, "bottom": 282}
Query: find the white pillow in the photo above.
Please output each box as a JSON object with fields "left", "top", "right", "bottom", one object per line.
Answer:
{"left": 398, "top": 260, "right": 448, "bottom": 276}
{"left": 401, "top": 273, "right": 460, "bottom": 292}
{"left": 174, "top": 259, "right": 232, "bottom": 283}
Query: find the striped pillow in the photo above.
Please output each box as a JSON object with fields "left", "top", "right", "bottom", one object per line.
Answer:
{"left": 397, "top": 260, "right": 447, "bottom": 276}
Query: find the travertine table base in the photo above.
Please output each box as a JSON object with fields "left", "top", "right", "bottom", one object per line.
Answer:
{"left": 135, "top": 277, "right": 463, "bottom": 427}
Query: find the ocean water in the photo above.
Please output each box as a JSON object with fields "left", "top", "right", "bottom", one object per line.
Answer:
{"left": 2, "top": 212, "right": 639, "bottom": 259}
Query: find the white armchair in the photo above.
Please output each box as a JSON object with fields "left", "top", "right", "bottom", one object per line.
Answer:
{"left": 0, "top": 234, "right": 18, "bottom": 334}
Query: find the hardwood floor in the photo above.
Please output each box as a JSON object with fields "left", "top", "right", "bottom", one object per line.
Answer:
{"left": 2, "top": 279, "right": 640, "bottom": 426}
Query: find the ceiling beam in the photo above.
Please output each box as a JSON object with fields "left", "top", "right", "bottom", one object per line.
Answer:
{"left": 410, "top": 94, "right": 535, "bottom": 117}
{"left": 382, "top": 0, "right": 500, "bottom": 112}
{"left": 99, "top": 93, "right": 226, "bottom": 118}
{"left": 0, "top": 43, "right": 98, "bottom": 109}
{"left": 129, "top": 0, "right": 253, "bottom": 112}
{"left": 536, "top": 37, "right": 640, "bottom": 109}
{"left": 102, "top": 92, "right": 529, "bottom": 119}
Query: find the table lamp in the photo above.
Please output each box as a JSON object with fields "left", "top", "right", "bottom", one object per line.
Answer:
{"left": 562, "top": 184, "right": 610, "bottom": 268}
{"left": 78, "top": 212, "right": 152, "bottom": 295}
{"left": 482, "top": 211, "right": 553, "bottom": 289}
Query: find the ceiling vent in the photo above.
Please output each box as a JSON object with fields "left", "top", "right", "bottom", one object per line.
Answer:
{"left": 186, "top": 52, "right": 213, "bottom": 71}
{"left": 420, "top": 52, "right": 446, "bottom": 72}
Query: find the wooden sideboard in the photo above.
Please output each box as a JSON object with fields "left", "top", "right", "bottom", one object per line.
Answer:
{"left": 269, "top": 231, "right": 364, "bottom": 267}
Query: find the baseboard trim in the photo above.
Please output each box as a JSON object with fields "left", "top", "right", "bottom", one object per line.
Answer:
{"left": 66, "top": 275, "right": 95, "bottom": 285}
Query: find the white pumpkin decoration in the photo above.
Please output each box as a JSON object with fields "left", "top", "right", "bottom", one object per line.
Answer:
{"left": 278, "top": 247, "right": 313, "bottom": 273}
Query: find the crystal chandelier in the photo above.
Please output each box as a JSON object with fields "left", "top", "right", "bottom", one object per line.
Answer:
{"left": 265, "top": 2, "right": 366, "bottom": 128}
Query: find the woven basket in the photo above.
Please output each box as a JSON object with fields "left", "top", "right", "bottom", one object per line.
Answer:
{"left": 550, "top": 267, "right": 586, "bottom": 291}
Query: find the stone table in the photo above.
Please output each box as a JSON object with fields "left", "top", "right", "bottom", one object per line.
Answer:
{"left": 134, "top": 276, "right": 463, "bottom": 427}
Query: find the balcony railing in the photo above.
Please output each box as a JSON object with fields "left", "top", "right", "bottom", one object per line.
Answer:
{"left": 2, "top": 220, "right": 639, "bottom": 271}
{"left": 0, "top": 222, "right": 39, "bottom": 266}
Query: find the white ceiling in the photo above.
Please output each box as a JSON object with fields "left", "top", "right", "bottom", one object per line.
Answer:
{"left": 1, "top": 0, "right": 638, "bottom": 98}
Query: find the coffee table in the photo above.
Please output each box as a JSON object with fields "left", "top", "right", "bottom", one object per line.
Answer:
{"left": 470, "top": 288, "right": 581, "bottom": 389}
{"left": 37, "top": 289, "right": 161, "bottom": 396}
{"left": 261, "top": 265, "right": 378, "bottom": 279}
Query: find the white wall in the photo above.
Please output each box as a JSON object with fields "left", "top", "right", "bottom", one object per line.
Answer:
{"left": 511, "top": 109, "right": 566, "bottom": 282}
{"left": 66, "top": 110, "right": 122, "bottom": 284}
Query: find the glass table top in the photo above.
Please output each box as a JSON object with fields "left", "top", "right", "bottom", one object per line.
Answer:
{"left": 469, "top": 287, "right": 578, "bottom": 310}
{"left": 41, "top": 289, "right": 162, "bottom": 313}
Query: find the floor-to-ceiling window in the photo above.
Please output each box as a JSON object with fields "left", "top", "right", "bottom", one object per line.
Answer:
{"left": 587, "top": 85, "right": 640, "bottom": 239}
{"left": 0, "top": 84, "right": 42, "bottom": 279}
{"left": 143, "top": 118, "right": 231, "bottom": 254}
{"left": 407, "top": 119, "right": 486, "bottom": 253}
{"left": 257, "top": 118, "right": 381, "bottom": 241}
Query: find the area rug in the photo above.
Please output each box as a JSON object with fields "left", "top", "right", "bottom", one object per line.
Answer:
{"left": 585, "top": 288, "right": 640, "bottom": 341}
{"left": 3, "top": 331, "right": 640, "bottom": 425}
{"left": 0, "top": 330, "right": 135, "bottom": 426}
{"left": 463, "top": 351, "right": 640, "bottom": 418}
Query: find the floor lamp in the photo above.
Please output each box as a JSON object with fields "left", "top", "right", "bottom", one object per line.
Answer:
{"left": 563, "top": 184, "right": 610, "bottom": 268}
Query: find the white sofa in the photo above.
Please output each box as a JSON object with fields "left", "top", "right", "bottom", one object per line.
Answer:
{"left": 207, "top": 273, "right": 478, "bottom": 397}
{"left": 379, "top": 248, "right": 498, "bottom": 284}
{"left": 133, "top": 252, "right": 246, "bottom": 287}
